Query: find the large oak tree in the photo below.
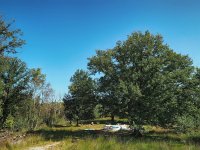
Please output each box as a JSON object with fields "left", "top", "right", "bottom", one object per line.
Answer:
{"left": 88, "top": 31, "right": 199, "bottom": 127}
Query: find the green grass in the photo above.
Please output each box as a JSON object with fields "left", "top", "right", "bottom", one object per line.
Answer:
{"left": 1, "top": 135, "right": 51, "bottom": 150}
{"left": 1, "top": 121, "right": 200, "bottom": 150}
{"left": 55, "top": 137, "right": 200, "bottom": 150}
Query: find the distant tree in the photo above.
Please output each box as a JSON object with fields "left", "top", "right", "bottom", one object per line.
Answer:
{"left": 63, "top": 94, "right": 76, "bottom": 125}
{"left": 63, "top": 70, "right": 96, "bottom": 126}
{"left": 88, "top": 31, "right": 198, "bottom": 127}
{"left": 0, "top": 16, "right": 25, "bottom": 55}
{"left": 40, "top": 83, "right": 57, "bottom": 127}
{"left": 30, "top": 68, "right": 46, "bottom": 99}
{"left": 27, "top": 68, "right": 46, "bottom": 129}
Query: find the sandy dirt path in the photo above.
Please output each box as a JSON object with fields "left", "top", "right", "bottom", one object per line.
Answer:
{"left": 27, "top": 142, "right": 60, "bottom": 150}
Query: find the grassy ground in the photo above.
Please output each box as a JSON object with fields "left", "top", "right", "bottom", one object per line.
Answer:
{"left": 1, "top": 120, "right": 200, "bottom": 150}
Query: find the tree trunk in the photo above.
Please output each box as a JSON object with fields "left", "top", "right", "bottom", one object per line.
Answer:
{"left": 0, "top": 116, "right": 3, "bottom": 128}
{"left": 111, "top": 115, "right": 115, "bottom": 122}
{"left": 76, "top": 119, "right": 79, "bottom": 126}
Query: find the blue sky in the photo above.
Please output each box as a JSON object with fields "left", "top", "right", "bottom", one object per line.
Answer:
{"left": 0, "top": 0, "right": 200, "bottom": 97}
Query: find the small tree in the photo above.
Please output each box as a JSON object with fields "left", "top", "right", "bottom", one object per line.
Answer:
{"left": 28, "top": 68, "right": 46, "bottom": 129}
{"left": 63, "top": 70, "right": 96, "bottom": 126}
{"left": 3, "top": 114, "right": 14, "bottom": 130}
{"left": 63, "top": 94, "right": 76, "bottom": 125}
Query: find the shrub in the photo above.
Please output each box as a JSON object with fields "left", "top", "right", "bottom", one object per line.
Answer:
{"left": 175, "top": 114, "right": 200, "bottom": 133}
{"left": 3, "top": 114, "right": 14, "bottom": 130}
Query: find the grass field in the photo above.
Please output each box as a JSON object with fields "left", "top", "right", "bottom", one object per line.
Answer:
{"left": 1, "top": 120, "right": 200, "bottom": 150}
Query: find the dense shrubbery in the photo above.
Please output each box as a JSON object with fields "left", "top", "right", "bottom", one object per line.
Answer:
{"left": 176, "top": 113, "right": 200, "bottom": 132}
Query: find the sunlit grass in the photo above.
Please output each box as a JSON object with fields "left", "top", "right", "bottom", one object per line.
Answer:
{"left": 1, "top": 135, "right": 53, "bottom": 150}
{"left": 53, "top": 136, "right": 200, "bottom": 150}
{"left": 1, "top": 122, "right": 200, "bottom": 150}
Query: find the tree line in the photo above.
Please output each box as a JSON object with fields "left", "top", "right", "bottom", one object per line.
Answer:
{"left": 1, "top": 14, "right": 199, "bottom": 132}
{"left": 64, "top": 31, "right": 200, "bottom": 131}
{"left": 0, "top": 16, "right": 64, "bottom": 131}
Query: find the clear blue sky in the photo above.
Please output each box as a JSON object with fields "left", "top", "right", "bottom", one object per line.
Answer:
{"left": 0, "top": 0, "right": 200, "bottom": 97}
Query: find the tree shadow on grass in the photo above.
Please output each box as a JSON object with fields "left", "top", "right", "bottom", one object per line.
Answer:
{"left": 81, "top": 119, "right": 128, "bottom": 125}
{"left": 187, "top": 136, "right": 200, "bottom": 145}
{"left": 27, "top": 129, "right": 105, "bottom": 141}
{"left": 27, "top": 128, "right": 200, "bottom": 145}
{"left": 144, "top": 130, "right": 200, "bottom": 146}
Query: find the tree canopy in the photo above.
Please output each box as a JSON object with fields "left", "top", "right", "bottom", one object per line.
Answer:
{"left": 88, "top": 31, "right": 200, "bottom": 127}
{"left": 0, "top": 57, "right": 31, "bottom": 128}
{"left": 63, "top": 69, "right": 96, "bottom": 126}
{"left": 0, "top": 16, "right": 25, "bottom": 55}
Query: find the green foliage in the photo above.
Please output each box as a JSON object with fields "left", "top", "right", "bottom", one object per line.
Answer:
{"left": 93, "top": 104, "right": 104, "bottom": 118}
{"left": 0, "top": 16, "right": 31, "bottom": 130}
{"left": 42, "top": 102, "right": 58, "bottom": 127}
{"left": 3, "top": 114, "right": 14, "bottom": 129}
{"left": 29, "top": 69, "right": 56, "bottom": 129}
{"left": 176, "top": 112, "right": 200, "bottom": 133}
{"left": 0, "top": 57, "right": 55, "bottom": 130}
{"left": 0, "top": 57, "right": 32, "bottom": 128}
{"left": 88, "top": 31, "right": 200, "bottom": 128}
{"left": 63, "top": 95, "right": 75, "bottom": 124}
{"left": 63, "top": 69, "right": 97, "bottom": 126}
{"left": 0, "top": 16, "right": 25, "bottom": 55}
{"left": 0, "top": 15, "right": 65, "bottom": 131}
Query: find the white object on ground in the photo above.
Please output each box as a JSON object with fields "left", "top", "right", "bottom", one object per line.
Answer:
{"left": 103, "top": 124, "right": 130, "bottom": 132}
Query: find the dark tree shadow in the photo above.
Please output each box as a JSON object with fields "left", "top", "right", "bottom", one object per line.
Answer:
{"left": 27, "top": 128, "right": 200, "bottom": 145}
{"left": 80, "top": 119, "right": 128, "bottom": 125}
